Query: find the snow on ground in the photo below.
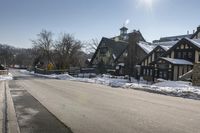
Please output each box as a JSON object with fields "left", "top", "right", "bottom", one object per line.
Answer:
{"left": 20, "top": 70, "right": 200, "bottom": 100}
{"left": 20, "top": 70, "right": 128, "bottom": 87}
{"left": 124, "top": 80, "right": 200, "bottom": 100}
{"left": 20, "top": 69, "right": 74, "bottom": 80}
{"left": 0, "top": 72, "right": 13, "bottom": 81}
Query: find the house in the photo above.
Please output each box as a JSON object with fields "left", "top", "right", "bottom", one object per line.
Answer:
{"left": 90, "top": 37, "right": 128, "bottom": 74}
{"left": 139, "top": 25, "right": 200, "bottom": 81}
{"left": 90, "top": 27, "right": 154, "bottom": 75}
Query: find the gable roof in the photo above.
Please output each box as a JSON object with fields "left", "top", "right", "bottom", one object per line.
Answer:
{"left": 163, "top": 38, "right": 200, "bottom": 57}
{"left": 90, "top": 37, "right": 128, "bottom": 64}
{"left": 138, "top": 40, "right": 178, "bottom": 65}
{"left": 153, "top": 40, "right": 177, "bottom": 51}
{"left": 185, "top": 38, "right": 200, "bottom": 48}
{"left": 138, "top": 45, "right": 166, "bottom": 65}
{"left": 137, "top": 41, "right": 155, "bottom": 54}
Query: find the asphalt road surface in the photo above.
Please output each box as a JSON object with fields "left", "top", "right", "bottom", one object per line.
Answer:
{"left": 9, "top": 69, "right": 200, "bottom": 133}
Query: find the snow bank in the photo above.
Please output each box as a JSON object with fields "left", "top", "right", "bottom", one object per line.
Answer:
{"left": 125, "top": 80, "right": 200, "bottom": 100}
{"left": 0, "top": 73, "right": 13, "bottom": 81}
{"left": 20, "top": 70, "right": 74, "bottom": 80}
{"left": 20, "top": 70, "right": 200, "bottom": 100}
{"left": 71, "top": 74, "right": 129, "bottom": 87}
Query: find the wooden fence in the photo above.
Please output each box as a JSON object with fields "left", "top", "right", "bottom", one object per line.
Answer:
{"left": 34, "top": 68, "right": 68, "bottom": 75}
{"left": 0, "top": 70, "right": 8, "bottom": 75}
{"left": 34, "top": 67, "right": 97, "bottom": 78}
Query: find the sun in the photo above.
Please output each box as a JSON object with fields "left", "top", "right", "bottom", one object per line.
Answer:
{"left": 137, "top": 0, "right": 155, "bottom": 10}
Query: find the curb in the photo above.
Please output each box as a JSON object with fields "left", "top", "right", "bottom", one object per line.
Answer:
{"left": 1, "top": 81, "right": 6, "bottom": 133}
{"left": 5, "top": 81, "right": 20, "bottom": 133}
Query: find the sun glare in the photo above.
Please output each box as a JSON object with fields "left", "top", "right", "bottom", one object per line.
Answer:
{"left": 137, "top": 0, "right": 155, "bottom": 11}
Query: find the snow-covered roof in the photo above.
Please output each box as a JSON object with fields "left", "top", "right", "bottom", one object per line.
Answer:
{"left": 153, "top": 41, "right": 177, "bottom": 51}
{"left": 161, "top": 57, "right": 193, "bottom": 65}
{"left": 137, "top": 41, "right": 156, "bottom": 54}
{"left": 185, "top": 38, "right": 200, "bottom": 48}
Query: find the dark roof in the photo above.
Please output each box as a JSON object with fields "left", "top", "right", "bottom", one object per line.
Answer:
{"left": 90, "top": 37, "right": 128, "bottom": 64}
{"left": 104, "top": 38, "right": 128, "bottom": 60}
{"left": 120, "top": 26, "right": 128, "bottom": 31}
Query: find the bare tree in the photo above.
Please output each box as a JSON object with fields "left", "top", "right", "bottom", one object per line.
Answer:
{"left": 32, "top": 30, "right": 54, "bottom": 67}
{"left": 84, "top": 38, "right": 99, "bottom": 53}
{"left": 54, "top": 34, "right": 83, "bottom": 69}
{"left": 0, "top": 44, "right": 15, "bottom": 66}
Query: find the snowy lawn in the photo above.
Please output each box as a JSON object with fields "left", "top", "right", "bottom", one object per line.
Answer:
{"left": 20, "top": 70, "right": 200, "bottom": 100}
{"left": 0, "top": 73, "right": 13, "bottom": 81}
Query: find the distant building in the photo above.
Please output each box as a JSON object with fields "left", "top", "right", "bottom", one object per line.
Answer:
{"left": 139, "top": 25, "right": 200, "bottom": 81}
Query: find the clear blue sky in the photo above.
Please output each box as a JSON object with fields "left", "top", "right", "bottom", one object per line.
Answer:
{"left": 0, "top": 0, "right": 200, "bottom": 48}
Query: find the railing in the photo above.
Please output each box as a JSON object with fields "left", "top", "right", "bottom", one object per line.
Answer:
{"left": 34, "top": 67, "right": 97, "bottom": 78}
{"left": 34, "top": 68, "right": 68, "bottom": 75}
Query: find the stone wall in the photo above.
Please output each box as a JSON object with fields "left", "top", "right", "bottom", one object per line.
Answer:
{"left": 192, "top": 63, "right": 200, "bottom": 86}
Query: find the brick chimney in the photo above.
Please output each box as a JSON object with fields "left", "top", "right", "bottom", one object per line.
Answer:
{"left": 125, "top": 31, "right": 143, "bottom": 76}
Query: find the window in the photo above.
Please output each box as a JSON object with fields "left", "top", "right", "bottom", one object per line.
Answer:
{"left": 143, "top": 69, "right": 146, "bottom": 75}
{"left": 177, "top": 52, "right": 181, "bottom": 58}
{"left": 183, "top": 52, "right": 187, "bottom": 58}
{"left": 150, "top": 69, "right": 152, "bottom": 76}
{"left": 155, "top": 52, "right": 163, "bottom": 60}
{"left": 188, "top": 52, "right": 192, "bottom": 59}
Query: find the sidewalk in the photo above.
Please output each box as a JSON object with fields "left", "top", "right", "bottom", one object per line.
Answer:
{"left": 0, "top": 81, "right": 20, "bottom": 133}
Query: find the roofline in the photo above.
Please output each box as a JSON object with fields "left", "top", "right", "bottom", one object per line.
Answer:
{"left": 89, "top": 37, "right": 106, "bottom": 65}
{"left": 162, "top": 38, "right": 200, "bottom": 57}
{"left": 150, "top": 57, "right": 193, "bottom": 66}
{"left": 160, "top": 34, "right": 193, "bottom": 40}
{"left": 138, "top": 45, "right": 166, "bottom": 65}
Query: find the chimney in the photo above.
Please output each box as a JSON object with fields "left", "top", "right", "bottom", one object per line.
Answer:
{"left": 187, "top": 30, "right": 189, "bottom": 35}
{"left": 193, "top": 30, "right": 195, "bottom": 34}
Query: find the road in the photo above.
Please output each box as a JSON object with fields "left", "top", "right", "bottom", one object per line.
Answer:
{"left": 9, "top": 69, "right": 200, "bottom": 133}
